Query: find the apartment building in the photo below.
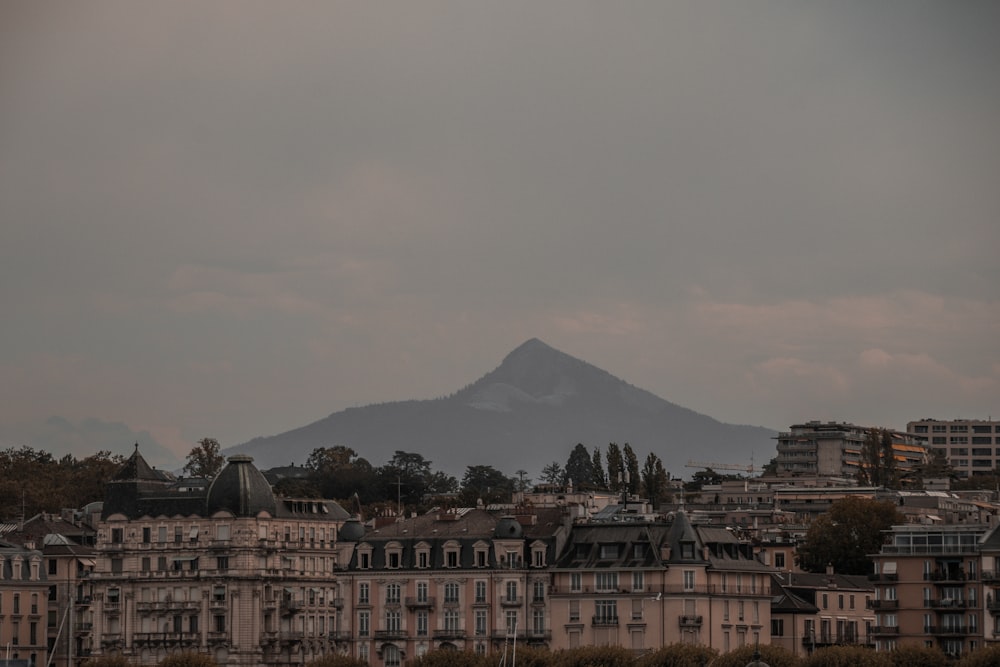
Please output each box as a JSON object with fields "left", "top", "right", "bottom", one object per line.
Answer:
{"left": 548, "top": 512, "right": 773, "bottom": 655}
{"left": 869, "top": 524, "right": 991, "bottom": 658}
{"left": 769, "top": 571, "right": 875, "bottom": 657}
{"left": 0, "top": 541, "right": 48, "bottom": 667}
{"left": 330, "top": 507, "right": 570, "bottom": 664}
{"left": 774, "top": 421, "right": 925, "bottom": 481}
{"left": 89, "top": 449, "right": 350, "bottom": 666}
{"left": 907, "top": 418, "right": 1000, "bottom": 479}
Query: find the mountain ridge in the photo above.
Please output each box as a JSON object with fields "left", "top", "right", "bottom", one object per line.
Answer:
{"left": 226, "top": 339, "right": 777, "bottom": 477}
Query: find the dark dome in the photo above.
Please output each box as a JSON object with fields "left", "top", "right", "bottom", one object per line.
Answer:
{"left": 205, "top": 455, "right": 277, "bottom": 517}
{"left": 494, "top": 516, "right": 523, "bottom": 539}
{"left": 338, "top": 517, "right": 365, "bottom": 542}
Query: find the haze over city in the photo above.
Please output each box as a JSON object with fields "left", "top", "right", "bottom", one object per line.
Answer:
{"left": 1, "top": 2, "right": 998, "bottom": 464}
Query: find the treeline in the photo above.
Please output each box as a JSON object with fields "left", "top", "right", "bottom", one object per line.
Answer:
{"left": 81, "top": 642, "right": 1000, "bottom": 667}
{"left": 0, "top": 446, "right": 124, "bottom": 518}
{"left": 0, "top": 440, "right": 673, "bottom": 520}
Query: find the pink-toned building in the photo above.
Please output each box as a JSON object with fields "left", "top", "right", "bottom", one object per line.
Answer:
{"left": 547, "top": 512, "right": 773, "bottom": 654}
{"left": 0, "top": 540, "right": 49, "bottom": 667}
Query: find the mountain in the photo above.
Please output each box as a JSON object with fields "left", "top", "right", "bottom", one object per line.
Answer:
{"left": 226, "top": 338, "right": 777, "bottom": 478}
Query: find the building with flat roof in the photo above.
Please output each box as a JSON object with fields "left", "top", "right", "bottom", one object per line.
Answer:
{"left": 907, "top": 419, "right": 1000, "bottom": 479}
{"left": 774, "top": 421, "right": 926, "bottom": 481}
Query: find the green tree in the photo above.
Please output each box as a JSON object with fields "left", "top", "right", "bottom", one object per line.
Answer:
{"left": 622, "top": 443, "right": 640, "bottom": 495}
{"left": 641, "top": 452, "right": 670, "bottom": 508}
{"left": 183, "top": 438, "right": 225, "bottom": 479}
{"left": 540, "top": 461, "right": 564, "bottom": 485}
{"left": 550, "top": 646, "right": 635, "bottom": 667}
{"left": 407, "top": 649, "right": 487, "bottom": 667}
{"left": 459, "top": 465, "right": 514, "bottom": 505}
{"left": 636, "top": 642, "right": 718, "bottom": 667}
{"left": 797, "top": 496, "right": 904, "bottom": 575}
{"left": 592, "top": 446, "right": 607, "bottom": 489}
{"left": 307, "top": 446, "right": 379, "bottom": 503}
{"left": 158, "top": 652, "right": 220, "bottom": 667}
{"left": 564, "top": 444, "right": 595, "bottom": 488}
{"left": 605, "top": 443, "right": 624, "bottom": 493}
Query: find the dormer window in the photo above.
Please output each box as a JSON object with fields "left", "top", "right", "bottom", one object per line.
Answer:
{"left": 599, "top": 544, "right": 619, "bottom": 560}
{"left": 386, "top": 542, "right": 403, "bottom": 569}
{"left": 681, "top": 542, "right": 695, "bottom": 559}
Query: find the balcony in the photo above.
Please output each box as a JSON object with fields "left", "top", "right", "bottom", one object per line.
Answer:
{"left": 280, "top": 599, "right": 302, "bottom": 615}
{"left": 75, "top": 596, "right": 93, "bottom": 607}
{"left": 926, "top": 569, "right": 974, "bottom": 583}
{"left": 329, "top": 630, "right": 352, "bottom": 641}
{"left": 331, "top": 597, "right": 344, "bottom": 609}
{"left": 207, "top": 631, "right": 228, "bottom": 644}
{"left": 75, "top": 622, "right": 94, "bottom": 635}
{"left": 679, "top": 615, "right": 703, "bottom": 627}
{"left": 925, "top": 625, "right": 969, "bottom": 636}
{"left": 500, "top": 596, "right": 523, "bottom": 607}
{"left": 374, "top": 629, "right": 407, "bottom": 640}
{"left": 592, "top": 616, "right": 619, "bottom": 627}
{"left": 101, "top": 633, "right": 122, "bottom": 646}
{"left": 405, "top": 596, "right": 436, "bottom": 609}
{"left": 279, "top": 631, "right": 304, "bottom": 644}
{"left": 872, "top": 626, "right": 899, "bottom": 635}
{"left": 867, "top": 572, "right": 898, "bottom": 582}
{"left": 988, "top": 596, "right": 1000, "bottom": 612}
{"left": 433, "top": 629, "right": 466, "bottom": 640}
{"left": 133, "top": 632, "right": 200, "bottom": 646}
{"left": 929, "top": 598, "right": 969, "bottom": 609}
{"left": 867, "top": 599, "right": 898, "bottom": 610}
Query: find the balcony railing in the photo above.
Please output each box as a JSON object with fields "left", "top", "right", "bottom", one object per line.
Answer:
{"left": 373, "top": 629, "right": 407, "bottom": 640}
{"left": 405, "top": 596, "right": 436, "bottom": 609}
{"left": 867, "top": 599, "right": 898, "bottom": 609}
{"left": 925, "top": 625, "right": 969, "bottom": 636}
{"left": 592, "top": 616, "right": 619, "bottom": 627}
{"left": 679, "top": 615, "right": 703, "bottom": 627}
{"left": 872, "top": 626, "right": 899, "bottom": 635}
{"left": 928, "top": 598, "right": 969, "bottom": 609}
{"left": 500, "top": 596, "right": 523, "bottom": 607}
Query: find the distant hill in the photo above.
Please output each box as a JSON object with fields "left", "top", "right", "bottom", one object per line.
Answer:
{"left": 226, "top": 338, "right": 777, "bottom": 478}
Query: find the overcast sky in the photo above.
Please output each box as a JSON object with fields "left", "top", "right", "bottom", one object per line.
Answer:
{"left": 2, "top": 2, "right": 998, "bottom": 465}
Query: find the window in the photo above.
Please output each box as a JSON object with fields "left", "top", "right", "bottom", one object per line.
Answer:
{"left": 444, "top": 610, "right": 459, "bottom": 632}
{"left": 599, "top": 544, "right": 619, "bottom": 559}
{"left": 595, "top": 572, "right": 619, "bottom": 592}
{"left": 475, "top": 610, "right": 487, "bottom": 636}
{"left": 216, "top": 556, "right": 229, "bottom": 571}
{"left": 111, "top": 558, "right": 123, "bottom": 574}
{"left": 358, "top": 583, "right": 370, "bottom": 605}
{"left": 683, "top": 570, "right": 695, "bottom": 591}
{"left": 774, "top": 552, "right": 785, "bottom": 569}
{"left": 417, "top": 582, "right": 429, "bottom": 603}
{"left": 570, "top": 572, "right": 582, "bottom": 592}
{"left": 505, "top": 610, "right": 518, "bottom": 633}
{"left": 532, "top": 609, "right": 545, "bottom": 634}
{"left": 386, "top": 583, "right": 401, "bottom": 604}
{"left": 385, "top": 610, "right": 401, "bottom": 633}
{"left": 388, "top": 551, "right": 400, "bottom": 569}
{"left": 475, "top": 580, "right": 487, "bottom": 603}
{"left": 447, "top": 550, "right": 459, "bottom": 568}
{"left": 416, "top": 610, "right": 428, "bottom": 636}
{"left": 632, "top": 571, "right": 644, "bottom": 592}
{"left": 359, "top": 552, "right": 371, "bottom": 569}
{"left": 417, "top": 550, "right": 429, "bottom": 569}
{"left": 594, "top": 600, "right": 617, "bottom": 624}
{"left": 445, "top": 582, "right": 459, "bottom": 604}
{"left": 213, "top": 615, "right": 225, "bottom": 633}
{"left": 358, "top": 611, "right": 370, "bottom": 636}
{"left": 111, "top": 528, "right": 123, "bottom": 543}
{"left": 142, "top": 527, "right": 151, "bottom": 543}
{"left": 213, "top": 586, "right": 226, "bottom": 602}
{"left": 533, "top": 580, "right": 546, "bottom": 603}
{"left": 569, "top": 600, "right": 580, "bottom": 622}
{"left": 476, "top": 549, "right": 488, "bottom": 567}
{"left": 141, "top": 557, "right": 151, "bottom": 572}
{"left": 216, "top": 524, "right": 230, "bottom": 541}
{"left": 771, "top": 619, "right": 784, "bottom": 637}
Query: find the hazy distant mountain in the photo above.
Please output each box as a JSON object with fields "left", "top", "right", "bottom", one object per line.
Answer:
{"left": 227, "top": 338, "right": 777, "bottom": 478}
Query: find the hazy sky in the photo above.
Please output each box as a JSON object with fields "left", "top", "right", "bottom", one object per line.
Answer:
{"left": 2, "top": 2, "right": 998, "bottom": 464}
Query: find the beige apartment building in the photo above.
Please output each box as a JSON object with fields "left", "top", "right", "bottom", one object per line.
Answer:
{"left": 907, "top": 418, "right": 1000, "bottom": 479}
{"left": 774, "top": 421, "right": 926, "bottom": 481}
{"left": 88, "top": 450, "right": 350, "bottom": 666}
{"left": 548, "top": 512, "right": 774, "bottom": 654}
{"left": 769, "top": 571, "right": 875, "bottom": 657}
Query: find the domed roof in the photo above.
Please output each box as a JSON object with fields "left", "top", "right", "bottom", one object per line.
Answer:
{"left": 338, "top": 517, "right": 365, "bottom": 542}
{"left": 494, "top": 516, "right": 523, "bottom": 539}
{"left": 205, "top": 455, "right": 276, "bottom": 517}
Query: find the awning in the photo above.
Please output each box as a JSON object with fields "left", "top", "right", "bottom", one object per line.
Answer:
{"left": 189, "top": 527, "right": 199, "bottom": 538}
{"left": 883, "top": 562, "right": 897, "bottom": 574}
{"left": 77, "top": 558, "right": 96, "bottom": 567}
{"left": 173, "top": 556, "right": 197, "bottom": 562}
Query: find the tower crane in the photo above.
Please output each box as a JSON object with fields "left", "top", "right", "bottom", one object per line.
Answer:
{"left": 685, "top": 460, "right": 765, "bottom": 475}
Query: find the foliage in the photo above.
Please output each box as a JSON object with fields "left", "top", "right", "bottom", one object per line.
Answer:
{"left": 549, "top": 645, "right": 635, "bottom": 667}
{"left": 407, "top": 649, "right": 486, "bottom": 667}
{"left": 887, "top": 645, "right": 949, "bottom": 667}
{"left": 82, "top": 656, "right": 136, "bottom": 667}
{"left": 158, "top": 652, "right": 220, "bottom": 667}
{"left": 606, "top": 443, "right": 624, "bottom": 492}
{"left": 564, "top": 443, "right": 596, "bottom": 488}
{"left": 540, "top": 461, "right": 564, "bottom": 485}
{"left": 641, "top": 452, "right": 670, "bottom": 508}
{"left": 592, "top": 446, "right": 607, "bottom": 488}
{"left": 306, "top": 445, "right": 379, "bottom": 503}
{"left": 796, "top": 496, "right": 904, "bottom": 575}
{"left": 712, "top": 645, "right": 800, "bottom": 667}
{"left": 460, "top": 465, "right": 515, "bottom": 505}
{"left": 636, "top": 642, "right": 718, "bottom": 667}
{"left": 377, "top": 451, "right": 457, "bottom": 512}
{"left": 183, "top": 438, "right": 226, "bottom": 479}
{"left": 800, "top": 645, "right": 889, "bottom": 667}
{"left": 622, "top": 444, "right": 640, "bottom": 495}
{"left": 857, "top": 429, "right": 898, "bottom": 488}
{"left": 956, "top": 645, "right": 1000, "bottom": 667}
{"left": 307, "top": 655, "right": 371, "bottom": 667}
{"left": 0, "top": 446, "right": 124, "bottom": 517}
